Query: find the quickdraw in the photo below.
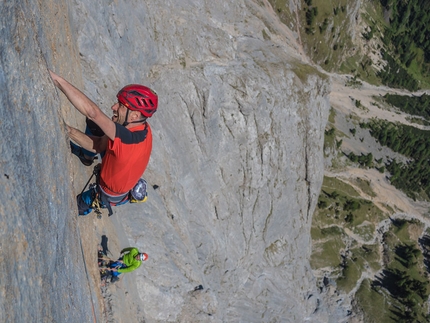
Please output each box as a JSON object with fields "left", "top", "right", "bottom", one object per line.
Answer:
{"left": 90, "top": 189, "right": 103, "bottom": 219}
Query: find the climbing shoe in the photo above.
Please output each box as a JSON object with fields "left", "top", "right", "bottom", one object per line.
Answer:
{"left": 70, "top": 141, "right": 95, "bottom": 166}
{"left": 110, "top": 276, "right": 120, "bottom": 283}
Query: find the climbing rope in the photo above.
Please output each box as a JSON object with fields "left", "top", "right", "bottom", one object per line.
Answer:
{"left": 80, "top": 164, "right": 101, "bottom": 195}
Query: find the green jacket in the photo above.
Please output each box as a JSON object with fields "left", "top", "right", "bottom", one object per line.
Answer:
{"left": 117, "top": 247, "right": 142, "bottom": 274}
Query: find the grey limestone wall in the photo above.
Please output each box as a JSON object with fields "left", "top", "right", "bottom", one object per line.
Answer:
{"left": 0, "top": 1, "right": 100, "bottom": 322}
{"left": 0, "top": 0, "right": 330, "bottom": 322}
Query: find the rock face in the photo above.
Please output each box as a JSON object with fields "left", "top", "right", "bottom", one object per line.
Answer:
{"left": 0, "top": 2, "right": 100, "bottom": 323}
{"left": 0, "top": 0, "right": 330, "bottom": 322}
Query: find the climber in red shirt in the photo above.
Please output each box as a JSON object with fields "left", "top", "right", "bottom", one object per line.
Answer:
{"left": 50, "top": 70, "right": 158, "bottom": 215}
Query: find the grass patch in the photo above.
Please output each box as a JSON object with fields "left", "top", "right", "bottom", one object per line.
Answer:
{"left": 351, "top": 222, "right": 375, "bottom": 242}
{"left": 350, "top": 200, "right": 385, "bottom": 226}
{"left": 269, "top": 0, "right": 430, "bottom": 90}
{"left": 311, "top": 176, "right": 387, "bottom": 291}
{"left": 392, "top": 219, "right": 420, "bottom": 245}
{"left": 351, "top": 178, "right": 377, "bottom": 198}
{"left": 354, "top": 244, "right": 381, "bottom": 272}
{"left": 312, "top": 175, "right": 429, "bottom": 320}
{"left": 328, "top": 106, "right": 336, "bottom": 124}
{"left": 315, "top": 177, "right": 386, "bottom": 238}
{"left": 337, "top": 257, "right": 362, "bottom": 293}
{"left": 321, "top": 176, "right": 361, "bottom": 198}
{"left": 368, "top": 219, "right": 430, "bottom": 321}
{"left": 355, "top": 279, "right": 395, "bottom": 323}
{"left": 267, "top": 0, "right": 295, "bottom": 28}
{"left": 300, "top": 0, "right": 354, "bottom": 71}
{"left": 340, "top": 53, "right": 363, "bottom": 76}
{"left": 292, "top": 61, "right": 328, "bottom": 83}
{"left": 323, "top": 127, "right": 338, "bottom": 153}
{"left": 311, "top": 226, "right": 345, "bottom": 268}
{"left": 405, "top": 116, "right": 430, "bottom": 126}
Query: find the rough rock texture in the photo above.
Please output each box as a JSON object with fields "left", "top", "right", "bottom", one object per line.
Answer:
{"left": 1, "top": 0, "right": 330, "bottom": 322}
{"left": 0, "top": 2, "right": 100, "bottom": 322}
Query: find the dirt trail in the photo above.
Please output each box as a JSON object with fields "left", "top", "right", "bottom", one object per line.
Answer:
{"left": 325, "top": 168, "right": 429, "bottom": 221}
{"left": 328, "top": 73, "right": 430, "bottom": 249}
{"left": 319, "top": 73, "right": 430, "bottom": 291}
{"left": 327, "top": 74, "right": 430, "bottom": 217}
{"left": 330, "top": 74, "right": 430, "bottom": 130}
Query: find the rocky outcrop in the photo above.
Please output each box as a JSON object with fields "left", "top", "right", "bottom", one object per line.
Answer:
{"left": 1, "top": 0, "right": 330, "bottom": 322}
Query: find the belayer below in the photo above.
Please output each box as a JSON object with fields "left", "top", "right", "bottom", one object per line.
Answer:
{"left": 50, "top": 70, "right": 158, "bottom": 216}
{"left": 99, "top": 247, "right": 148, "bottom": 283}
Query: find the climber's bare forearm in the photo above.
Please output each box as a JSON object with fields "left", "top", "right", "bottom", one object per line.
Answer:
{"left": 67, "top": 125, "right": 108, "bottom": 153}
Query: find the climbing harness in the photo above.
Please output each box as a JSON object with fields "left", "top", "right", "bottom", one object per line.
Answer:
{"left": 79, "top": 164, "right": 105, "bottom": 219}
{"left": 79, "top": 163, "right": 148, "bottom": 218}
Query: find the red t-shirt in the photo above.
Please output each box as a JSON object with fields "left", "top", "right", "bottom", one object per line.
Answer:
{"left": 99, "top": 122, "right": 152, "bottom": 195}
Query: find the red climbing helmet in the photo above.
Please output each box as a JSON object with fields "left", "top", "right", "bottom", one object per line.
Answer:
{"left": 117, "top": 84, "right": 158, "bottom": 118}
{"left": 139, "top": 253, "right": 148, "bottom": 261}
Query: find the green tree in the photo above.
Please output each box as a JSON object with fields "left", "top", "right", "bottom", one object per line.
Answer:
{"left": 348, "top": 152, "right": 358, "bottom": 162}
{"left": 318, "top": 200, "right": 327, "bottom": 208}
{"left": 330, "top": 191, "right": 339, "bottom": 199}
{"left": 344, "top": 199, "right": 360, "bottom": 211}
{"left": 345, "top": 212, "right": 353, "bottom": 223}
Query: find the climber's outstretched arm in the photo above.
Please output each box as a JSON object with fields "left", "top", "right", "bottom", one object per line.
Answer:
{"left": 50, "top": 70, "right": 116, "bottom": 140}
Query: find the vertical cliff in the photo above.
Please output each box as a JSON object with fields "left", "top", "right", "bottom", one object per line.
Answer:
{"left": 0, "top": 1, "right": 100, "bottom": 322}
{"left": 0, "top": 0, "right": 330, "bottom": 322}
